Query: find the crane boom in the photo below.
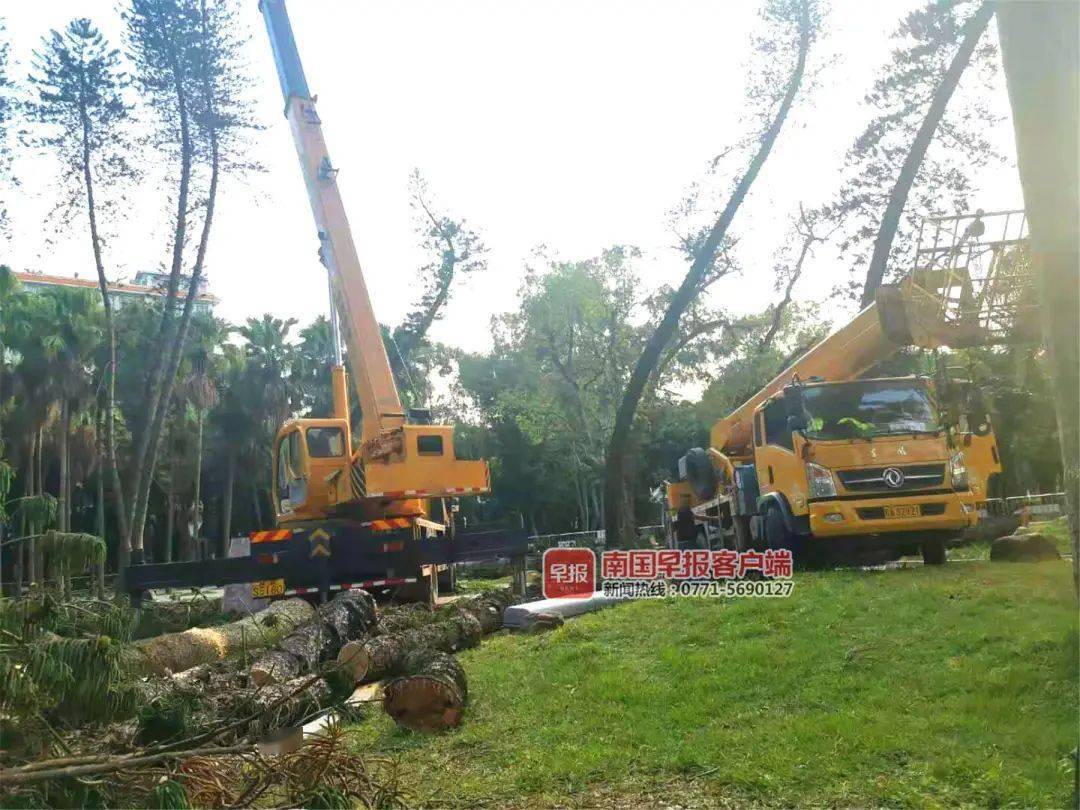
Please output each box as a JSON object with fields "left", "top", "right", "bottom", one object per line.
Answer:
{"left": 713, "top": 210, "right": 1032, "bottom": 459}
{"left": 260, "top": 0, "right": 404, "bottom": 446}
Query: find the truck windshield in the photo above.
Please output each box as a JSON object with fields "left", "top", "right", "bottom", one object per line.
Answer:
{"left": 802, "top": 381, "right": 941, "bottom": 440}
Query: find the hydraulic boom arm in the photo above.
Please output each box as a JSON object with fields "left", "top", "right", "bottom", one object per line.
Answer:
{"left": 714, "top": 210, "right": 1032, "bottom": 458}
{"left": 260, "top": 0, "right": 404, "bottom": 446}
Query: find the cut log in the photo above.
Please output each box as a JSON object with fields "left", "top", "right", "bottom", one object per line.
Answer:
{"left": 383, "top": 650, "right": 467, "bottom": 732}
{"left": 444, "top": 589, "right": 513, "bottom": 634}
{"left": 990, "top": 533, "right": 1062, "bottom": 562}
{"left": 249, "top": 591, "right": 377, "bottom": 686}
{"left": 377, "top": 602, "right": 434, "bottom": 635}
{"left": 337, "top": 611, "right": 482, "bottom": 683}
{"left": 133, "top": 598, "right": 315, "bottom": 676}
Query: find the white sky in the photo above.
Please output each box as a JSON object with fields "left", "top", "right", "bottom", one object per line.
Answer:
{"left": 4, "top": 0, "right": 1022, "bottom": 360}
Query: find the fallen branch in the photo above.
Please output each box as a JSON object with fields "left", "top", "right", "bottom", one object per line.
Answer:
{"left": 0, "top": 744, "right": 252, "bottom": 787}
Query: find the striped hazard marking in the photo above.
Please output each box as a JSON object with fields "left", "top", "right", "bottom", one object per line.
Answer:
{"left": 250, "top": 529, "right": 292, "bottom": 543}
{"left": 363, "top": 517, "right": 412, "bottom": 532}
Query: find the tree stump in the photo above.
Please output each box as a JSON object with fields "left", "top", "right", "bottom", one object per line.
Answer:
{"left": 383, "top": 650, "right": 467, "bottom": 732}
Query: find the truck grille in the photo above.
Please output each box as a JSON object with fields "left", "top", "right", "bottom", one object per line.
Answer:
{"left": 837, "top": 463, "right": 946, "bottom": 493}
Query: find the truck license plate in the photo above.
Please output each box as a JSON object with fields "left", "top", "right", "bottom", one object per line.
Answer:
{"left": 252, "top": 578, "right": 285, "bottom": 598}
{"left": 883, "top": 504, "right": 920, "bottom": 519}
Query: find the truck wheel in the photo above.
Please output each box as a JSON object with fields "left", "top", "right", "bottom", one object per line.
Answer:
{"left": 732, "top": 515, "right": 753, "bottom": 552}
{"left": 764, "top": 506, "right": 791, "bottom": 552}
{"left": 921, "top": 537, "right": 947, "bottom": 566}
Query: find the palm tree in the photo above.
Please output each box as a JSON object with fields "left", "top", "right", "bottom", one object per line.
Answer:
{"left": 212, "top": 316, "right": 299, "bottom": 552}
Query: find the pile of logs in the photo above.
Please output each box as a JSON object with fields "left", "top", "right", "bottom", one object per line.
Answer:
{"left": 249, "top": 591, "right": 378, "bottom": 686}
{"left": 133, "top": 587, "right": 516, "bottom": 739}
{"left": 242, "top": 588, "right": 515, "bottom": 733}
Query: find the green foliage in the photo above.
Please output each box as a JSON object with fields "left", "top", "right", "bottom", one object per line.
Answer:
{"left": 831, "top": 0, "right": 1004, "bottom": 299}
{"left": 302, "top": 786, "right": 352, "bottom": 809}
{"left": 136, "top": 690, "right": 196, "bottom": 744}
{"left": 25, "top": 17, "right": 136, "bottom": 228}
{"left": 12, "top": 493, "right": 58, "bottom": 530}
{"left": 0, "top": 457, "right": 13, "bottom": 520}
{"left": 40, "top": 530, "right": 106, "bottom": 570}
{"left": 148, "top": 780, "right": 191, "bottom": 810}
{"left": 0, "top": 595, "right": 141, "bottom": 748}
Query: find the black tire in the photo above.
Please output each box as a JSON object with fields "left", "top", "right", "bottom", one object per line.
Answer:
{"left": 763, "top": 505, "right": 810, "bottom": 567}
{"left": 921, "top": 537, "right": 947, "bottom": 566}
{"left": 764, "top": 506, "right": 791, "bottom": 552}
{"left": 684, "top": 448, "right": 719, "bottom": 500}
{"left": 732, "top": 515, "right": 753, "bottom": 552}
{"left": 675, "top": 506, "right": 697, "bottom": 546}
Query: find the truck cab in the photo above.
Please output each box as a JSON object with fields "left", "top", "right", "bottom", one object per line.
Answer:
{"left": 750, "top": 376, "right": 976, "bottom": 560}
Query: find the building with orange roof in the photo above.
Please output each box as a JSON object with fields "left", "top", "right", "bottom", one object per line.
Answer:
{"left": 13, "top": 270, "right": 218, "bottom": 314}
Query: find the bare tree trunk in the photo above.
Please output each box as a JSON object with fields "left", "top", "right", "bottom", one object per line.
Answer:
{"left": 860, "top": 1, "right": 995, "bottom": 307}
{"left": 603, "top": 1, "right": 812, "bottom": 547}
{"left": 95, "top": 410, "right": 106, "bottom": 542}
{"left": 192, "top": 407, "right": 204, "bottom": 545}
{"left": 27, "top": 453, "right": 36, "bottom": 587}
{"left": 127, "top": 41, "right": 222, "bottom": 567}
{"left": 221, "top": 447, "right": 235, "bottom": 557}
{"left": 164, "top": 455, "right": 175, "bottom": 564}
{"left": 996, "top": 0, "right": 1079, "bottom": 588}
{"left": 59, "top": 401, "right": 70, "bottom": 533}
{"left": 58, "top": 403, "right": 68, "bottom": 533}
{"left": 124, "top": 21, "right": 198, "bottom": 565}
{"left": 80, "top": 101, "right": 129, "bottom": 576}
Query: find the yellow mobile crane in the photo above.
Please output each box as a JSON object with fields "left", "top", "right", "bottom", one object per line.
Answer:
{"left": 666, "top": 210, "right": 1032, "bottom": 565}
{"left": 126, "top": 0, "right": 526, "bottom": 604}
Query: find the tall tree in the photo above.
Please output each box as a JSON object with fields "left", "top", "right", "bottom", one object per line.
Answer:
{"left": 996, "top": 0, "right": 1079, "bottom": 584}
{"left": 0, "top": 20, "right": 13, "bottom": 236}
{"left": 859, "top": 1, "right": 996, "bottom": 307}
{"left": 122, "top": 0, "right": 257, "bottom": 565}
{"left": 830, "top": 0, "right": 1003, "bottom": 303}
{"left": 604, "top": 0, "right": 820, "bottom": 546}
{"left": 395, "top": 171, "right": 487, "bottom": 358}
{"left": 25, "top": 17, "right": 136, "bottom": 553}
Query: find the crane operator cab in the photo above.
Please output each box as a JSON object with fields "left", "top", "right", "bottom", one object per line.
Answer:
{"left": 271, "top": 375, "right": 490, "bottom": 527}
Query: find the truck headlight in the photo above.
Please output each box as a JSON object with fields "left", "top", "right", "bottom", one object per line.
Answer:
{"left": 806, "top": 462, "right": 837, "bottom": 499}
{"left": 949, "top": 452, "right": 968, "bottom": 491}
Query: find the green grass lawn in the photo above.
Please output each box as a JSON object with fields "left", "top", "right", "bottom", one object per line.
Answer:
{"left": 351, "top": 559, "right": 1078, "bottom": 808}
